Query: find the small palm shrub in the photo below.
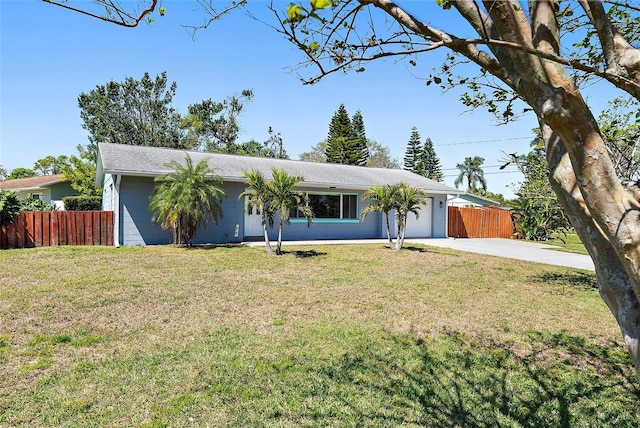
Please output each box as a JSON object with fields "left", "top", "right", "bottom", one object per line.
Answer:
{"left": 0, "top": 190, "right": 21, "bottom": 227}
{"left": 150, "top": 155, "right": 226, "bottom": 247}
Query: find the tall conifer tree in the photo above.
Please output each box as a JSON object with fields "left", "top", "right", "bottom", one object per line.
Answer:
{"left": 325, "top": 104, "right": 353, "bottom": 164}
{"left": 420, "top": 137, "right": 443, "bottom": 181}
{"left": 350, "top": 110, "right": 369, "bottom": 166}
{"left": 403, "top": 127, "right": 422, "bottom": 173}
{"left": 325, "top": 104, "right": 370, "bottom": 165}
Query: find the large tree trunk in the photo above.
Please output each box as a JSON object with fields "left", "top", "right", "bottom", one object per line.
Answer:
{"left": 457, "top": 1, "right": 640, "bottom": 378}
{"left": 545, "top": 126, "right": 640, "bottom": 379}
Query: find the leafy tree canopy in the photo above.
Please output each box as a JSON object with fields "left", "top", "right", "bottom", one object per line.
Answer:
{"left": 61, "top": 145, "right": 101, "bottom": 196}
{"left": 598, "top": 96, "right": 640, "bottom": 182}
{"left": 33, "top": 155, "right": 70, "bottom": 176}
{"left": 78, "top": 71, "right": 255, "bottom": 157}
{"left": 181, "top": 89, "right": 255, "bottom": 153}
{"left": 78, "top": 71, "right": 183, "bottom": 154}
{"left": 6, "top": 168, "right": 36, "bottom": 181}
{"left": 502, "top": 137, "right": 570, "bottom": 241}
{"left": 367, "top": 140, "right": 400, "bottom": 168}
{"left": 299, "top": 141, "right": 328, "bottom": 163}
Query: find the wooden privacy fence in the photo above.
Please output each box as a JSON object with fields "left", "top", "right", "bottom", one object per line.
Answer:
{"left": 448, "top": 206, "right": 515, "bottom": 239}
{"left": 1, "top": 211, "right": 114, "bottom": 249}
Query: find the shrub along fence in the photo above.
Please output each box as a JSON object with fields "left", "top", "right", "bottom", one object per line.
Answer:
{"left": 1, "top": 211, "right": 113, "bottom": 249}
{"left": 448, "top": 206, "right": 516, "bottom": 239}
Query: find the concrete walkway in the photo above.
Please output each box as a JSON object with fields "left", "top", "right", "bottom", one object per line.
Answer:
{"left": 245, "top": 237, "right": 595, "bottom": 271}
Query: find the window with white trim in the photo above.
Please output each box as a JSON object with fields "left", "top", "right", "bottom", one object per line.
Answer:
{"left": 290, "top": 193, "right": 359, "bottom": 220}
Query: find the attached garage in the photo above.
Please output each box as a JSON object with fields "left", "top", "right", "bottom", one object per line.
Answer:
{"left": 405, "top": 199, "right": 433, "bottom": 238}
{"left": 385, "top": 199, "right": 434, "bottom": 239}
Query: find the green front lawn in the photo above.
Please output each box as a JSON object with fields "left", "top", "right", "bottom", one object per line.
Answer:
{"left": 1, "top": 244, "right": 637, "bottom": 426}
{"left": 547, "top": 233, "right": 589, "bottom": 255}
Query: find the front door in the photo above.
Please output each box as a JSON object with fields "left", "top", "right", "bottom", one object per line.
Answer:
{"left": 244, "top": 202, "right": 264, "bottom": 237}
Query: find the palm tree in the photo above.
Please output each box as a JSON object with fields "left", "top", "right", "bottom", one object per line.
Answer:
{"left": 360, "top": 183, "right": 401, "bottom": 245}
{"left": 150, "top": 155, "right": 225, "bottom": 247}
{"left": 240, "top": 169, "right": 276, "bottom": 255}
{"left": 454, "top": 156, "right": 487, "bottom": 193}
{"left": 240, "top": 168, "right": 313, "bottom": 255}
{"left": 393, "top": 183, "right": 428, "bottom": 250}
{"left": 361, "top": 182, "right": 426, "bottom": 250}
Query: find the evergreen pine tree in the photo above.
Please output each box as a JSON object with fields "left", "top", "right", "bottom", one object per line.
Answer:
{"left": 325, "top": 104, "right": 353, "bottom": 164}
{"left": 350, "top": 111, "right": 369, "bottom": 166}
{"left": 403, "top": 127, "right": 422, "bottom": 173}
{"left": 420, "top": 137, "right": 444, "bottom": 181}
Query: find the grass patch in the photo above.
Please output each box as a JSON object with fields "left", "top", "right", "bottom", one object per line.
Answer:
{"left": 548, "top": 233, "right": 589, "bottom": 255}
{"left": 0, "top": 244, "right": 638, "bottom": 426}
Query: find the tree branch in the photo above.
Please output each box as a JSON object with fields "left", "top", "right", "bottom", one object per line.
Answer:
{"left": 183, "top": 0, "right": 248, "bottom": 39}
{"left": 42, "top": 0, "right": 158, "bottom": 27}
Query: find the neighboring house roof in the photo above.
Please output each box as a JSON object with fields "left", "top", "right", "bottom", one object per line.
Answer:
{"left": 0, "top": 174, "right": 66, "bottom": 192}
{"left": 450, "top": 192, "right": 501, "bottom": 206}
{"left": 96, "top": 143, "right": 458, "bottom": 194}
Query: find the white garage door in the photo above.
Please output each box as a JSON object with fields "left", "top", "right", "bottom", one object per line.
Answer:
{"left": 404, "top": 199, "right": 432, "bottom": 238}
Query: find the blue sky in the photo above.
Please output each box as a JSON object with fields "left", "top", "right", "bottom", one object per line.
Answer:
{"left": 0, "top": 1, "right": 575, "bottom": 198}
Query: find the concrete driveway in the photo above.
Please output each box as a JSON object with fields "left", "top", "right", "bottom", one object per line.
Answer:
{"left": 407, "top": 238, "right": 594, "bottom": 271}
{"left": 246, "top": 237, "right": 595, "bottom": 271}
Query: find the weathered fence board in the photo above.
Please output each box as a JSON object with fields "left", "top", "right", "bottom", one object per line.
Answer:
{"left": 448, "top": 206, "right": 515, "bottom": 239}
{"left": 1, "top": 211, "right": 114, "bottom": 249}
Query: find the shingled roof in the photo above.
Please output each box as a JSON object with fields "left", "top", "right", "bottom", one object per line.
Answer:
{"left": 96, "top": 143, "right": 457, "bottom": 194}
{"left": 0, "top": 174, "right": 66, "bottom": 191}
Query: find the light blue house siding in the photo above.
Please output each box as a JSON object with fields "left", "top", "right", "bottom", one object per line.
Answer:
{"left": 107, "top": 176, "right": 410, "bottom": 246}
{"left": 102, "top": 175, "right": 115, "bottom": 212}
{"left": 431, "top": 195, "right": 448, "bottom": 238}
{"left": 96, "top": 143, "right": 458, "bottom": 246}
{"left": 49, "top": 182, "right": 77, "bottom": 202}
{"left": 114, "top": 176, "right": 244, "bottom": 246}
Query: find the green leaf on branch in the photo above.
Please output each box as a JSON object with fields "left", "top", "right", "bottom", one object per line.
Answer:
{"left": 436, "top": 0, "right": 451, "bottom": 10}
{"left": 159, "top": 6, "right": 166, "bottom": 16}
{"left": 308, "top": 12, "right": 326, "bottom": 23}
{"left": 286, "top": 3, "right": 304, "bottom": 22}
{"left": 310, "top": 0, "right": 332, "bottom": 10}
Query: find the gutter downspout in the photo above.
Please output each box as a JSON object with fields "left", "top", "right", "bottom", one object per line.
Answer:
{"left": 114, "top": 175, "right": 121, "bottom": 248}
